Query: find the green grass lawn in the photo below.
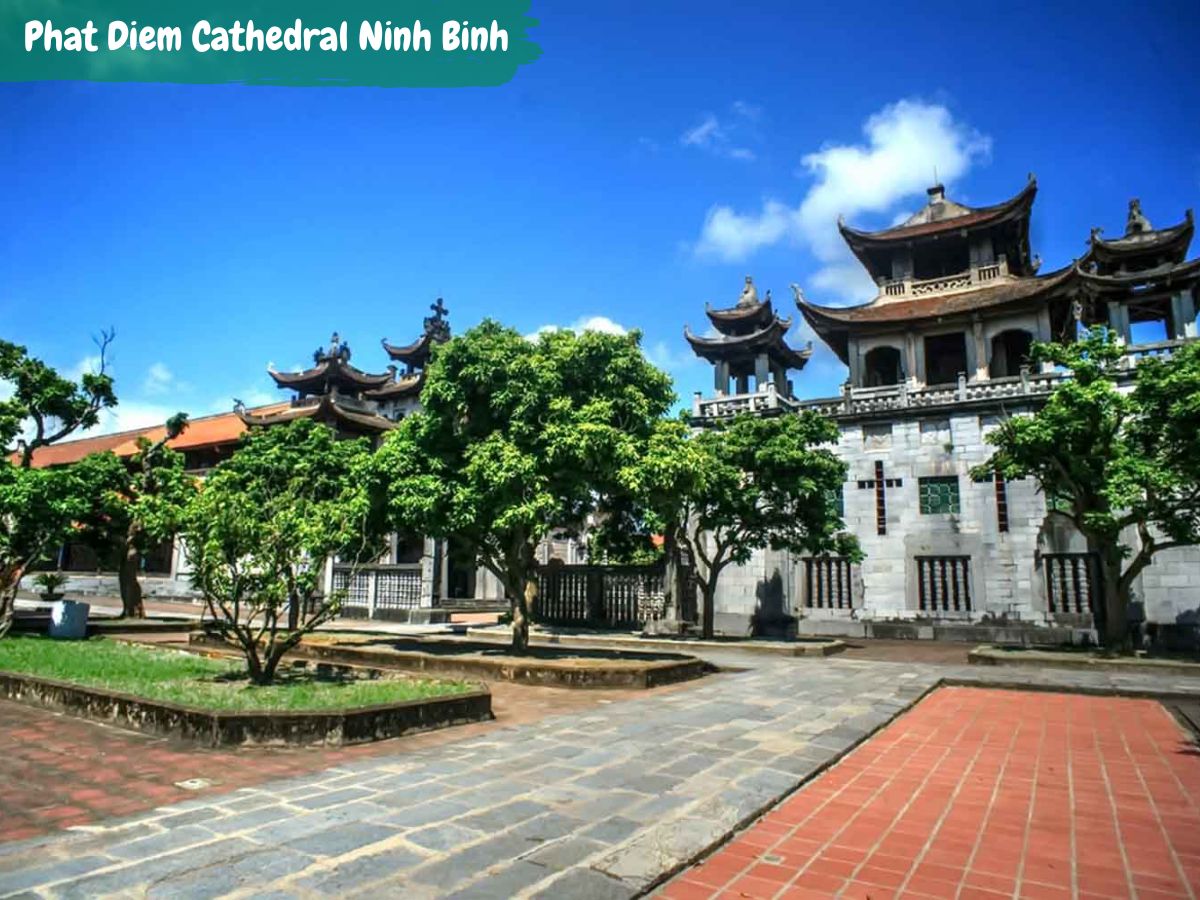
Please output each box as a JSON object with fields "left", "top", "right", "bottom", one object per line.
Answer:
{"left": 0, "top": 636, "right": 474, "bottom": 712}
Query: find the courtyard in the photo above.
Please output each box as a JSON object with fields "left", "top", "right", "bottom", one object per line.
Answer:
{"left": 3, "top": 634, "right": 1200, "bottom": 899}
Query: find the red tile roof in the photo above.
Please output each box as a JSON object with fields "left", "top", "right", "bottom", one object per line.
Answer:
{"left": 19, "top": 403, "right": 290, "bottom": 469}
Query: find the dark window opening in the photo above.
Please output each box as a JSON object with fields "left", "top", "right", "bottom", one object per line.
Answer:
{"left": 912, "top": 242, "right": 970, "bottom": 280}
{"left": 989, "top": 329, "right": 1033, "bottom": 378}
{"left": 862, "top": 346, "right": 903, "bottom": 387}
{"left": 924, "top": 332, "right": 968, "bottom": 386}
{"left": 393, "top": 533, "right": 424, "bottom": 565}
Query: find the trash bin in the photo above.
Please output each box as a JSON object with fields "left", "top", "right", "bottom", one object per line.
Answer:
{"left": 48, "top": 600, "right": 90, "bottom": 640}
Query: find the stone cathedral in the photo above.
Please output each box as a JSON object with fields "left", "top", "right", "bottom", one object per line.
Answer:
{"left": 687, "top": 177, "right": 1200, "bottom": 641}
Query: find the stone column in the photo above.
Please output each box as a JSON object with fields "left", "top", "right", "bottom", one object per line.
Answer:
{"left": 714, "top": 360, "right": 730, "bottom": 395}
{"left": 735, "top": 372, "right": 750, "bottom": 394}
{"left": 1107, "top": 302, "right": 1131, "bottom": 344}
{"left": 971, "top": 319, "right": 988, "bottom": 382}
{"left": 847, "top": 337, "right": 861, "bottom": 387}
{"left": 754, "top": 353, "right": 770, "bottom": 392}
{"left": 1171, "top": 291, "right": 1197, "bottom": 339}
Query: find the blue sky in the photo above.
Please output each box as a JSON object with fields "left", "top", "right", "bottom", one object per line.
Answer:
{"left": 2, "top": 1, "right": 1199, "bottom": 434}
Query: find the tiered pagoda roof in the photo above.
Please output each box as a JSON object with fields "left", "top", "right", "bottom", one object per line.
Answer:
{"left": 839, "top": 176, "right": 1039, "bottom": 281}
{"left": 268, "top": 334, "right": 394, "bottom": 397}
{"left": 685, "top": 277, "right": 813, "bottom": 370}
{"left": 795, "top": 177, "right": 1083, "bottom": 363}
{"left": 238, "top": 333, "right": 397, "bottom": 435}
{"left": 1083, "top": 200, "right": 1194, "bottom": 275}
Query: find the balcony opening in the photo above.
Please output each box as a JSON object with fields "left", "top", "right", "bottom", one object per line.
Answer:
{"left": 912, "top": 241, "right": 970, "bottom": 280}
{"left": 862, "top": 346, "right": 903, "bottom": 387}
{"left": 924, "top": 332, "right": 968, "bottom": 385}
{"left": 989, "top": 329, "right": 1033, "bottom": 378}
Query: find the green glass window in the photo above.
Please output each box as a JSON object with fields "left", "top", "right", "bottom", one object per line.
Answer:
{"left": 919, "top": 476, "right": 960, "bottom": 514}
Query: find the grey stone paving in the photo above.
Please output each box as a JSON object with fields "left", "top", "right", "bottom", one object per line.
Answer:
{"left": 2, "top": 655, "right": 1199, "bottom": 899}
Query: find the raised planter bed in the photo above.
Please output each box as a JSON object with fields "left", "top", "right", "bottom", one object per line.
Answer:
{"left": 0, "top": 666, "right": 492, "bottom": 747}
{"left": 195, "top": 634, "right": 710, "bottom": 689}
{"left": 969, "top": 645, "right": 1200, "bottom": 678}
{"left": 469, "top": 626, "right": 846, "bottom": 658}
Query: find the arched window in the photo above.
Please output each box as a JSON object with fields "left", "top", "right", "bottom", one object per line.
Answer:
{"left": 989, "top": 329, "right": 1033, "bottom": 378}
{"left": 862, "top": 346, "right": 903, "bottom": 387}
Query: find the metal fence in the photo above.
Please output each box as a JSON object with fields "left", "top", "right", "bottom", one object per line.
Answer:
{"left": 332, "top": 564, "right": 424, "bottom": 620}
{"left": 534, "top": 564, "right": 692, "bottom": 629}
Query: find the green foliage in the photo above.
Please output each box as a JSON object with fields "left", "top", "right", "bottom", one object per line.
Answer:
{"left": 0, "top": 334, "right": 117, "bottom": 466}
{"left": 0, "top": 636, "right": 471, "bottom": 712}
{"left": 32, "top": 571, "right": 67, "bottom": 594}
{"left": 974, "top": 328, "right": 1200, "bottom": 647}
{"left": 184, "top": 419, "right": 387, "bottom": 683}
{"left": 75, "top": 427, "right": 196, "bottom": 557}
{"left": 626, "top": 412, "right": 857, "bottom": 635}
{"left": 0, "top": 335, "right": 120, "bottom": 636}
{"left": 374, "top": 320, "right": 674, "bottom": 651}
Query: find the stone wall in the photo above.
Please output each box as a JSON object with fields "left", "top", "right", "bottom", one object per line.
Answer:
{"left": 708, "top": 408, "right": 1200, "bottom": 638}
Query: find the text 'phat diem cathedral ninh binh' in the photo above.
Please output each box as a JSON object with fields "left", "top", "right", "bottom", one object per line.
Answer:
{"left": 21, "top": 176, "right": 1200, "bottom": 645}
{"left": 688, "top": 176, "right": 1200, "bottom": 642}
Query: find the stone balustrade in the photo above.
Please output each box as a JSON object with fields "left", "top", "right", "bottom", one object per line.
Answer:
{"left": 879, "top": 256, "right": 1009, "bottom": 300}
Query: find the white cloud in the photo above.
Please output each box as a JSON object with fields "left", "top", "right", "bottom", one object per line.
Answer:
{"left": 527, "top": 315, "right": 629, "bottom": 341}
{"left": 66, "top": 355, "right": 103, "bottom": 382}
{"left": 693, "top": 99, "right": 992, "bottom": 302}
{"left": 142, "top": 362, "right": 174, "bottom": 395}
{"left": 86, "top": 401, "right": 180, "bottom": 436}
{"left": 680, "top": 102, "right": 760, "bottom": 162}
{"left": 694, "top": 200, "right": 793, "bottom": 262}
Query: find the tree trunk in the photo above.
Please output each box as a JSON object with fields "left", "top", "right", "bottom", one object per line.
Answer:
{"left": 0, "top": 562, "right": 27, "bottom": 639}
{"left": 1095, "top": 546, "right": 1128, "bottom": 652}
{"left": 700, "top": 582, "right": 715, "bottom": 640}
{"left": 117, "top": 540, "right": 144, "bottom": 619}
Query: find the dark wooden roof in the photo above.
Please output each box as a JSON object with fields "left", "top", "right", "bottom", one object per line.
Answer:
{"left": 838, "top": 177, "right": 1038, "bottom": 249}
{"left": 684, "top": 317, "right": 812, "bottom": 369}
{"left": 236, "top": 395, "right": 396, "bottom": 434}
{"left": 381, "top": 331, "right": 437, "bottom": 367}
{"left": 1074, "top": 256, "right": 1200, "bottom": 293}
{"left": 269, "top": 356, "right": 394, "bottom": 396}
{"left": 704, "top": 298, "right": 778, "bottom": 334}
{"left": 364, "top": 373, "right": 424, "bottom": 401}
{"left": 795, "top": 266, "right": 1075, "bottom": 364}
{"left": 1087, "top": 211, "right": 1194, "bottom": 267}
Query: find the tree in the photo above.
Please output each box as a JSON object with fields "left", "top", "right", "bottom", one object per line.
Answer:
{"left": 184, "top": 420, "right": 387, "bottom": 685}
{"left": 975, "top": 328, "right": 1200, "bottom": 650}
{"left": 374, "top": 320, "right": 673, "bottom": 653}
{"left": 0, "top": 337, "right": 118, "bottom": 637}
{"left": 627, "top": 413, "right": 858, "bottom": 639}
{"left": 75, "top": 414, "right": 194, "bottom": 618}
{"left": 0, "top": 333, "right": 116, "bottom": 468}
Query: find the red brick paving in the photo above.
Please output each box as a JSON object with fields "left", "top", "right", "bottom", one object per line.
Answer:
{"left": 660, "top": 687, "right": 1200, "bottom": 899}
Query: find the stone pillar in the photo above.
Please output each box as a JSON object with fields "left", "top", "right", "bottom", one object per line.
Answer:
{"left": 1107, "top": 302, "right": 1131, "bottom": 344}
{"left": 971, "top": 318, "right": 987, "bottom": 382}
{"left": 754, "top": 353, "right": 769, "bottom": 392}
{"left": 714, "top": 360, "right": 730, "bottom": 395}
{"left": 735, "top": 372, "right": 750, "bottom": 394}
{"left": 1171, "top": 291, "right": 1197, "bottom": 339}
{"left": 913, "top": 334, "right": 926, "bottom": 386}
{"left": 904, "top": 331, "right": 917, "bottom": 384}
{"left": 847, "top": 337, "right": 861, "bottom": 387}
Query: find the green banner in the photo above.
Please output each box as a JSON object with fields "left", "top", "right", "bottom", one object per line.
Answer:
{"left": 2, "top": 0, "right": 540, "bottom": 87}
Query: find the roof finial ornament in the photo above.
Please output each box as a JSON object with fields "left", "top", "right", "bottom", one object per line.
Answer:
{"left": 789, "top": 283, "right": 806, "bottom": 306}
{"left": 737, "top": 275, "right": 759, "bottom": 308}
{"left": 1126, "top": 198, "right": 1152, "bottom": 235}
